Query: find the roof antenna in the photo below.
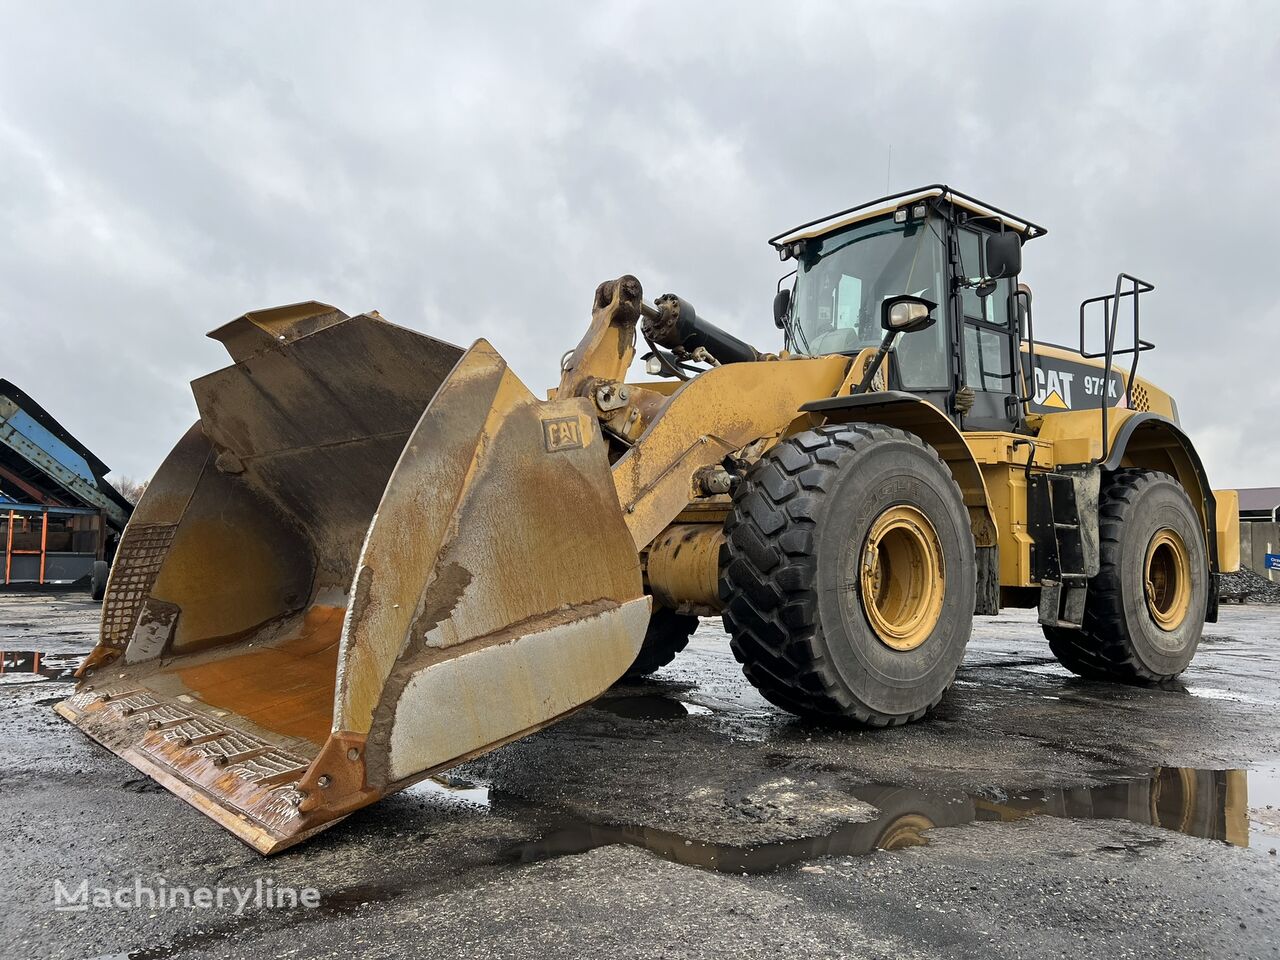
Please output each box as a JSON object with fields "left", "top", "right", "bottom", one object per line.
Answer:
{"left": 885, "top": 145, "right": 892, "bottom": 193}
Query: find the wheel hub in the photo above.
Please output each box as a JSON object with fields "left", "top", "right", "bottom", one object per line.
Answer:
{"left": 1145, "top": 528, "right": 1191, "bottom": 631}
{"left": 858, "top": 505, "right": 945, "bottom": 652}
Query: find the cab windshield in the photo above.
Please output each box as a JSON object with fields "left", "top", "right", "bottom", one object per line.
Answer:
{"left": 790, "top": 214, "right": 949, "bottom": 389}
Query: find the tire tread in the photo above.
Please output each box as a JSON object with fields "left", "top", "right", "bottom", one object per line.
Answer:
{"left": 622, "top": 607, "right": 699, "bottom": 680}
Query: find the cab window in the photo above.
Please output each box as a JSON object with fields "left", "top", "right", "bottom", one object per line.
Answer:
{"left": 959, "top": 228, "right": 1015, "bottom": 395}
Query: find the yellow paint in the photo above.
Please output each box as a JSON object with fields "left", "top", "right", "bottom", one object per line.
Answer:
{"left": 646, "top": 524, "right": 725, "bottom": 615}
{"left": 556, "top": 277, "right": 641, "bottom": 400}
{"left": 1034, "top": 408, "right": 1121, "bottom": 462}
{"left": 335, "top": 339, "right": 644, "bottom": 761}
{"left": 151, "top": 515, "right": 301, "bottom": 654}
{"left": 612, "top": 355, "right": 850, "bottom": 550}
{"left": 1223, "top": 770, "right": 1249, "bottom": 847}
{"left": 1214, "top": 490, "right": 1240, "bottom": 573}
{"left": 964, "top": 431, "right": 1052, "bottom": 587}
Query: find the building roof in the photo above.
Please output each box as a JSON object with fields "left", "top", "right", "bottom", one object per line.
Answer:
{"left": 1238, "top": 487, "right": 1280, "bottom": 512}
{"left": 0, "top": 378, "right": 133, "bottom": 529}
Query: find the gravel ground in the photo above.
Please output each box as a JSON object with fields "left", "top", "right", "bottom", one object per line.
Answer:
{"left": 1221, "top": 566, "right": 1280, "bottom": 604}
{"left": 1, "top": 592, "right": 1278, "bottom": 959}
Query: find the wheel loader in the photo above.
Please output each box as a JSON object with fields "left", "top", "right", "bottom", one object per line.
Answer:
{"left": 56, "top": 185, "right": 1241, "bottom": 853}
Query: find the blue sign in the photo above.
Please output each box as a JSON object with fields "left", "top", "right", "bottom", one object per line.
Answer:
{"left": 1266, "top": 554, "right": 1280, "bottom": 572}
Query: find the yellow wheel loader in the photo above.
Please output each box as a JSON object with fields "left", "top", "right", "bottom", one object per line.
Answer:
{"left": 57, "top": 185, "right": 1241, "bottom": 853}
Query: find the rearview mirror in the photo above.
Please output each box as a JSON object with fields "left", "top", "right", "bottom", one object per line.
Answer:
{"left": 986, "top": 231, "right": 1022, "bottom": 279}
{"left": 773, "top": 288, "right": 791, "bottom": 329}
{"left": 881, "top": 295, "right": 937, "bottom": 334}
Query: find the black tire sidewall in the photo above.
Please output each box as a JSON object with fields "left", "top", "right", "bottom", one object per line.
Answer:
{"left": 90, "top": 560, "right": 109, "bottom": 602}
{"left": 813, "top": 437, "right": 975, "bottom": 717}
{"left": 1112, "top": 478, "right": 1206, "bottom": 676}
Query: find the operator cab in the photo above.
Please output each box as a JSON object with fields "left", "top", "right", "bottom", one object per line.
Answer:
{"left": 770, "top": 185, "right": 1046, "bottom": 431}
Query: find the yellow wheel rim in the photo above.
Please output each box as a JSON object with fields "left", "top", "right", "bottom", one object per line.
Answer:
{"left": 876, "top": 813, "right": 936, "bottom": 850}
{"left": 859, "top": 505, "right": 945, "bottom": 652}
{"left": 1150, "top": 767, "right": 1198, "bottom": 832}
{"left": 1144, "top": 528, "right": 1191, "bottom": 631}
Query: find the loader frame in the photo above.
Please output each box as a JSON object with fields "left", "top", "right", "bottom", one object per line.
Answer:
{"left": 55, "top": 185, "right": 1240, "bottom": 855}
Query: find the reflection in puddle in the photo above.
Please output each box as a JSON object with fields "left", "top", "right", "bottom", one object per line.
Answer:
{"left": 591, "top": 695, "right": 712, "bottom": 720}
{"left": 1244, "top": 763, "right": 1280, "bottom": 851}
{"left": 1183, "top": 685, "right": 1267, "bottom": 705}
{"left": 405, "top": 774, "right": 492, "bottom": 809}
{"left": 593, "top": 695, "right": 691, "bottom": 720}
{"left": 0, "top": 650, "right": 82, "bottom": 684}
{"left": 503, "top": 767, "right": 1273, "bottom": 874}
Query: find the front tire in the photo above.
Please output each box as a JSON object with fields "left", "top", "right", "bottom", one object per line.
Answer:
{"left": 1045, "top": 469, "right": 1207, "bottom": 683}
{"left": 620, "top": 606, "right": 698, "bottom": 680}
{"left": 721, "top": 424, "right": 975, "bottom": 726}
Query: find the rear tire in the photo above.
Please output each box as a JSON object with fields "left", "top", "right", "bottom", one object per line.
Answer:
{"left": 620, "top": 606, "right": 698, "bottom": 680}
{"left": 721, "top": 424, "right": 975, "bottom": 726}
{"left": 90, "top": 560, "right": 109, "bottom": 602}
{"left": 1043, "top": 625, "right": 1112, "bottom": 679}
{"left": 1044, "top": 469, "right": 1206, "bottom": 683}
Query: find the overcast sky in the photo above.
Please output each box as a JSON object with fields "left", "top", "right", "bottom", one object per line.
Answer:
{"left": 2, "top": 2, "right": 1277, "bottom": 488}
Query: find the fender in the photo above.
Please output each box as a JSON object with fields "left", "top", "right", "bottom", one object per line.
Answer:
{"left": 1099, "top": 412, "right": 1221, "bottom": 575}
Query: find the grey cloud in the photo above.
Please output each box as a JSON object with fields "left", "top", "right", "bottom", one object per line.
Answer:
{"left": 1, "top": 1, "right": 1277, "bottom": 485}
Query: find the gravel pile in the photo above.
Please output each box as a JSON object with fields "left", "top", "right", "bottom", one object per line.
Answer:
{"left": 1220, "top": 564, "right": 1280, "bottom": 604}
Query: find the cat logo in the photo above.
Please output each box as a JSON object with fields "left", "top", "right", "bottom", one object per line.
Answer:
{"left": 542, "top": 416, "right": 585, "bottom": 452}
{"left": 1028, "top": 355, "right": 1125, "bottom": 415}
{"left": 1033, "top": 367, "right": 1074, "bottom": 409}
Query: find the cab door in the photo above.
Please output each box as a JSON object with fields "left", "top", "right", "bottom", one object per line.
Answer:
{"left": 955, "top": 226, "right": 1020, "bottom": 430}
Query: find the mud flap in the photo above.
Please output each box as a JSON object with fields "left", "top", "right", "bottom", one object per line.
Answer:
{"left": 57, "top": 306, "right": 647, "bottom": 853}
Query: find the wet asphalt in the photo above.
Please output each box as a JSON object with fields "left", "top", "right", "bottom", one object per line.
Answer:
{"left": 1, "top": 593, "right": 1278, "bottom": 960}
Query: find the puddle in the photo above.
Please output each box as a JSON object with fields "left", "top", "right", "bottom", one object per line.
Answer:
{"left": 79, "top": 766, "right": 1280, "bottom": 960}
{"left": 1013, "top": 663, "right": 1073, "bottom": 676}
{"left": 591, "top": 694, "right": 712, "bottom": 720}
{"left": 0, "top": 650, "right": 82, "bottom": 684}
{"left": 403, "top": 773, "right": 492, "bottom": 810}
{"left": 1184, "top": 685, "right": 1266, "bottom": 705}
{"left": 1244, "top": 763, "right": 1280, "bottom": 852}
{"left": 502, "top": 766, "right": 1280, "bottom": 873}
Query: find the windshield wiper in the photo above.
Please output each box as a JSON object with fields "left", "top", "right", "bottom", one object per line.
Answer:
{"left": 789, "top": 314, "right": 814, "bottom": 355}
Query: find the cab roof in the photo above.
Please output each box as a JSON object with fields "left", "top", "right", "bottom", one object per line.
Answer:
{"left": 769, "top": 184, "right": 1048, "bottom": 250}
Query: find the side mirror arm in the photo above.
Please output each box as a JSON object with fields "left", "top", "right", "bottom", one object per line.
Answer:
{"left": 852, "top": 329, "right": 901, "bottom": 394}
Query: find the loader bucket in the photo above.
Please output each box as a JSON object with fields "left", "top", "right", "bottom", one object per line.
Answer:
{"left": 56, "top": 304, "right": 648, "bottom": 853}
